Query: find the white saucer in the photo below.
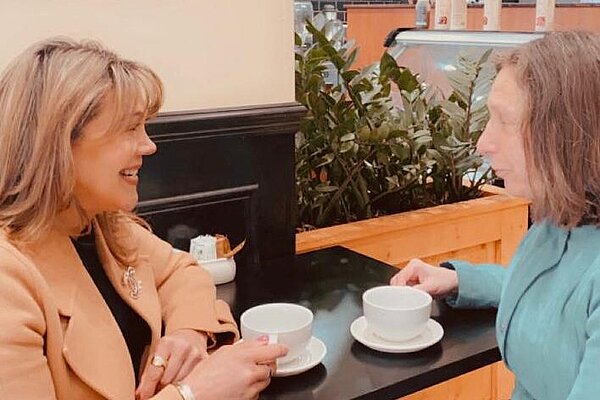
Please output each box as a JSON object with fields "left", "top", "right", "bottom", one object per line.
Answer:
{"left": 274, "top": 336, "right": 327, "bottom": 377}
{"left": 350, "top": 316, "right": 443, "bottom": 353}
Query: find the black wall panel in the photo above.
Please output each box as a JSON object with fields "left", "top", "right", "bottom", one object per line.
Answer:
{"left": 137, "top": 103, "right": 306, "bottom": 277}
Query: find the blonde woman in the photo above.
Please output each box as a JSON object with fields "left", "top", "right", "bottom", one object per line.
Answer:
{"left": 391, "top": 31, "right": 600, "bottom": 399}
{"left": 0, "top": 38, "right": 287, "bottom": 400}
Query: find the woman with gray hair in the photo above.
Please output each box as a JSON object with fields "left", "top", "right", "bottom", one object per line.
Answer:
{"left": 392, "top": 31, "right": 600, "bottom": 399}
{"left": 0, "top": 38, "right": 287, "bottom": 400}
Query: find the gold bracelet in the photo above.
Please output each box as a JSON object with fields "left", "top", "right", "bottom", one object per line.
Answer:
{"left": 174, "top": 382, "right": 196, "bottom": 400}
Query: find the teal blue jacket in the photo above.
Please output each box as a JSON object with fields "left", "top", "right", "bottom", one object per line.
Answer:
{"left": 450, "top": 221, "right": 600, "bottom": 400}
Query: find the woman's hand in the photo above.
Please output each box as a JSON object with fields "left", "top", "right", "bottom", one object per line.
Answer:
{"left": 136, "top": 329, "right": 208, "bottom": 400}
{"left": 180, "top": 337, "right": 288, "bottom": 400}
{"left": 390, "top": 258, "right": 459, "bottom": 299}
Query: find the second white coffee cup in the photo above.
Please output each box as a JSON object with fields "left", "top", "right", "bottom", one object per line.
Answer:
{"left": 363, "top": 285, "right": 432, "bottom": 342}
{"left": 240, "top": 303, "right": 313, "bottom": 364}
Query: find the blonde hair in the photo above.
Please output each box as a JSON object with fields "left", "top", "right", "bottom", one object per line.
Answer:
{"left": 0, "top": 37, "right": 163, "bottom": 261}
{"left": 497, "top": 31, "right": 600, "bottom": 228}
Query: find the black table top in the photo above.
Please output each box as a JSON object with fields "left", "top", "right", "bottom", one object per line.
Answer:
{"left": 216, "top": 246, "right": 500, "bottom": 400}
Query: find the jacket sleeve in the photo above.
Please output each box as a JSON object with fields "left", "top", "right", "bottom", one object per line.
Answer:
{"left": 0, "top": 246, "right": 57, "bottom": 399}
{"left": 445, "top": 261, "right": 507, "bottom": 309}
{"left": 132, "top": 224, "right": 239, "bottom": 346}
{"left": 565, "top": 273, "right": 600, "bottom": 399}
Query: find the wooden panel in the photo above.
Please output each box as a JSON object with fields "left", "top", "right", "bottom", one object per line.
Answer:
{"left": 492, "top": 362, "right": 515, "bottom": 400}
{"left": 141, "top": 102, "right": 305, "bottom": 273}
{"left": 400, "top": 364, "right": 494, "bottom": 400}
{"left": 342, "top": 212, "right": 504, "bottom": 268}
{"left": 296, "top": 185, "right": 526, "bottom": 399}
{"left": 346, "top": 5, "right": 600, "bottom": 69}
{"left": 138, "top": 186, "right": 259, "bottom": 266}
{"left": 297, "top": 187, "right": 529, "bottom": 265}
{"left": 420, "top": 241, "right": 499, "bottom": 268}
{"left": 347, "top": 6, "right": 415, "bottom": 70}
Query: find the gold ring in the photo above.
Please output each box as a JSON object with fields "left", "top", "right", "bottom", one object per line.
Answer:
{"left": 151, "top": 355, "right": 168, "bottom": 370}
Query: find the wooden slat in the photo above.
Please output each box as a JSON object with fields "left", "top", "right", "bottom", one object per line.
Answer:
{"left": 296, "top": 186, "right": 527, "bottom": 399}
{"left": 492, "top": 362, "right": 515, "bottom": 400}
{"left": 399, "top": 364, "right": 494, "bottom": 400}
{"left": 297, "top": 188, "right": 529, "bottom": 268}
{"left": 420, "top": 241, "right": 499, "bottom": 268}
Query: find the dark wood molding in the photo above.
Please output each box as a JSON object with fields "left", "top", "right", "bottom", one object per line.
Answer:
{"left": 146, "top": 102, "right": 307, "bottom": 139}
{"left": 137, "top": 184, "right": 259, "bottom": 215}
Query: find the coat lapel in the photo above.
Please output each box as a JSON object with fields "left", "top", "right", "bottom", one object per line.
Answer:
{"left": 496, "top": 222, "right": 570, "bottom": 359}
{"left": 92, "top": 221, "right": 162, "bottom": 344}
{"left": 26, "top": 226, "right": 158, "bottom": 400}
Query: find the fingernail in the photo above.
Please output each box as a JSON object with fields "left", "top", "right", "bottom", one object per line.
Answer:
{"left": 257, "top": 335, "right": 269, "bottom": 342}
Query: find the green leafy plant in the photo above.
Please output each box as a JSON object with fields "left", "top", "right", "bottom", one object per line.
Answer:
{"left": 295, "top": 23, "right": 495, "bottom": 230}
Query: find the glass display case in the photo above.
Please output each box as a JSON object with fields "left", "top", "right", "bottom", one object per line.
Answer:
{"left": 386, "top": 30, "right": 544, "bottom": 95}
{"left": 385, "top": 30, "right": 543, "bottom": 182}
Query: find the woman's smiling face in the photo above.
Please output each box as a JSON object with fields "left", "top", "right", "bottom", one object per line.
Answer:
{"left": 71, "top": 95, "right": 157, "bottom": 216}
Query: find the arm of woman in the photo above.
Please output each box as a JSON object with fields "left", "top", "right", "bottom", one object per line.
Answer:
{"left": 0, "top": 244, "right": 195, "bottom": 400}
{"left": 133, "top": 224, "right": 238, "bottom": 340}
{"left": 390, "top": 258, "right": 507, "bottom": 309}
{"left": 0, "top": 247, "right": 57, "bottom": 399}
{"left": 149, "top": 339, "right": 288, "bottom": 400}
{"left": 131, "top": 224, "right": 240, "bottom": 398}
{"left": 445, "top": 260, "right": 507, "bottom": 309}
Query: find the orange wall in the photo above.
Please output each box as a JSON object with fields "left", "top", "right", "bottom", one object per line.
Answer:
{"left": 347, "top": 5, "right": 600, "bottom": 69}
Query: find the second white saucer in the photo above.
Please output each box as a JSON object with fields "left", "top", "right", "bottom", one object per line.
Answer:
{"left": 275, "top": 336, "right": 327, "bottom": 377}
{"left": 350, "top": 316, "right": 443, "bottom": 354}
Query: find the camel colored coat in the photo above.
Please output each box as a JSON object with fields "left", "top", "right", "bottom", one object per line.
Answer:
{"left": 0, "top": 220, "right": 239, "bottom": 399}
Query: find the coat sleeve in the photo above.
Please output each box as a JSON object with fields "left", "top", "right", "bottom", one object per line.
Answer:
{"left": 132, "top": 224, "right": 239, "bottom": 346}
{"left": 0, "top": 246, "right": 57, "bottom": 399}
{"left": 445, "top": 261, "right": 507, "bottom": 309}
{"left": 565, "top": 273, "right": 600, "bottom": 399}
{"left": 445, "top": 223, "right": 540, "bottom": 309}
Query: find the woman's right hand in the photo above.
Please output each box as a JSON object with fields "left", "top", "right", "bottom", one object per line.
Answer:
{"left": 390, "top": 258, "right": 459, "bottom": 299}
{"left": 179, "top": 337, "right": 288, "bottom": 400}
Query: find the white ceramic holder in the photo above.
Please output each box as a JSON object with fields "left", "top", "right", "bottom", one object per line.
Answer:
{"left": 200, "top": 257, "right": 236, "bottom": 285}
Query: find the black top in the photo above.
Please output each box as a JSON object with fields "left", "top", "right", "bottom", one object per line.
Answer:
{"left": 225, "top": 246, "right": 500, "bottom": 400}
{"left": 71, "top": 231, "right": 151, "bottom": 383}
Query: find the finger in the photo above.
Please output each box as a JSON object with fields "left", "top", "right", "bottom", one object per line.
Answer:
{"left": 246, "top": 343, "right": 289, "bottom": 364}
{"left": 412, "top": 282, "right": 438, "bottom": 297}
{"left": 251, "top": 376, "right": 271, "bottom": 394}
{"left": 250, "top": 364, "right": 272, "bottom": 385}
{"left": 160, "top": 348, "right": 186, "bottom": 386}
{"left": 137, "top": 365, "right": 163, "bottom": 399}
{"left": 268, "top": 360, "right": 277, "bottom": 375}
{"left": 249, "top": 366, "right": 272, "bottom": 394}
{"left": 171, "top": 348, "right": 204, "bottom": 383}
{"left": 136, "top": 350, "right": 170, "bottom": 399}
{"left": 390, "top": 272, "right": 405, "bottom": 286}
{"left": 390, "top": 264, "right": 416, "bottom": 286}
{"left": 406, "top": 258, "right": 428, "bottom": 270}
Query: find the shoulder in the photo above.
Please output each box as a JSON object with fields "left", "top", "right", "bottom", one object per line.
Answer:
{"left": 0, "top": 237, "right": 42, "bottom": 286}
{"left": 0, "top": 238, "right": 46, "bottom": 328}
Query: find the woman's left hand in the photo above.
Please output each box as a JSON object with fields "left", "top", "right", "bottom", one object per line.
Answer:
{"left": 136, "top": 329, "right": 209, "bottom": 400}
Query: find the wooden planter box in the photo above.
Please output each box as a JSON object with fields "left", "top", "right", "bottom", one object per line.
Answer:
{"left": 297, "top": 185, "right": 528, "bottom": 267}
{"left": 296, "top": 185, "right": 529, "bottom": 400}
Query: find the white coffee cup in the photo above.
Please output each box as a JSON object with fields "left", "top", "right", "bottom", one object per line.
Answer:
{"left": 363, "top": 285, "right": 432, "bottom": 342}
{"left": 240, "top": 303, "right": 313, "bottom": 364}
